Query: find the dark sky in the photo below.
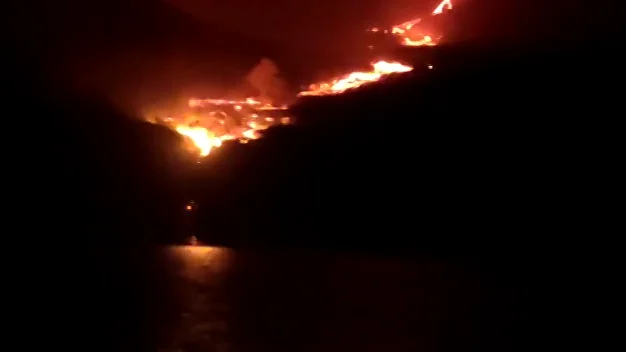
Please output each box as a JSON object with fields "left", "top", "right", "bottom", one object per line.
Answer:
{"left": 168, "top": 0, "right": 622, "bottom": 47}
{"left": 8, "top": 0, "right": 621, "bottom": 115}
{"left": 167, "top": 0, "right": 439, "bottom": 49}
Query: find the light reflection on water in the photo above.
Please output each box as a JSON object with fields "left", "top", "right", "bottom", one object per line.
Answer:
{"left": 163, "top": 246, "right": 233, "bottom": 352}
{"left": 168, "top": 246, "right": 233, "bottom": 276}
{"left": 156, "top": 246, "right": 492, "bottom": 352}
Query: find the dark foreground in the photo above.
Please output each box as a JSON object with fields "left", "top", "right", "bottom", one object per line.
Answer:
{"left": 104, "top": 246, "right": 519, "bottom": 352}
{"left": 6, "top": 41, "right": 620, "bottom": 351}
{"left": 189, "top": 41, "right": 622, "bottom": 254}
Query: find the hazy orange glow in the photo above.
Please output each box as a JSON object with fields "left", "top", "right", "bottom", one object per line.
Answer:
{"left": 370, "top": 0, "right": 453, "bottom": 47}
{"left": 148, "top": 1, "right": 453, "bottom": 156}
{"left": 175, "top": 125, "right": 222, "bottom": 156}
{"left": 432, "top": 0, "right": 453, "bottom": 15}
{"left": 147, "top": 97, "right": 289, "bottom": 157}
{"left": 159, "top": 59, "right": 413, "bottom": 155}
{"left": 298, "top": 60, "right": 413, "bottom": 96}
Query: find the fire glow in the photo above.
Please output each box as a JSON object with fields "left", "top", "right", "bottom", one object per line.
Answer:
{"left": 369, "top": 0, "right": 453, "bottom": 47}
{"left": 154, "top": 1, "right": 453, "bottom": 157}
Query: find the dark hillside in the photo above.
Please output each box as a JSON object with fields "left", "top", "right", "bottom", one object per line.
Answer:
{"left": 190, "top": 41, "right": 623, "bottom": 255}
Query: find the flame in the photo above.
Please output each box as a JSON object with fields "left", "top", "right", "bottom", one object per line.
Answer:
{"left": 149, "top": 0, "right": 455, "bottom": 156}
{"left": 432, "top": 0, "right": 453, "bottom": 15}
{"left": 369, "top": 0, "right": 452, "bottom": 47}
{"left": 297, "top": 2, "right": 454, "bottom": 98}
{"left": 402, "top": 35, "right": 435, "bottom": 46}
{"left": 175, "top": 125, "right": 222, "bottom": 157}
{"left": 298, "top": 60, "right": 413, "bottom": 96}
{"left": 150, "top": 97, "right": 289, "bottom": 157}
{"left": 188, "top": 97, "right": 262, "bottom": 107}
{"left": 242, "top": 129, "right": 258, "bottom": 139}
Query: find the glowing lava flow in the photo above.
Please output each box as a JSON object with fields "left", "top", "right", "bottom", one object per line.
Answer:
{"left": 167, "top": 60, "right": 413, "bottom": 155}
{"left": 155, "top": 0, "right": 455, "bottom": 156}
{"left": 369, "top": 0, "right": 453, "bottom": 47}
{"left": 298, "top": 60, "right": 413, "bottom": 96}
{"left": 167, "top": 60, "right": 414, "bottom": 153}
{"left": 175, "top": 125, "right": 222, "bottom": 157}
{"left": 433, "top": 0, "right": 453, "bottom": 15}
{"left": 301, "top": 1, "right": 454, "bottom": 98}
{"left": 149, "top": 98, "right": 289, "bottom": 157}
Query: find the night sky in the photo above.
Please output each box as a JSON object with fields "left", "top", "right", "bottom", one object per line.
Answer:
{"left": 167, "top": 0, "right": 439, "bottom": 49}
{"left": 8, "top": 0, "right": 621, "bottom": 114}
{"left": 168, "top": 0, "right": 620, "bottom": 47}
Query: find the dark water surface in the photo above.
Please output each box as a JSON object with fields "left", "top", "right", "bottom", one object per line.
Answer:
{"left": 147, "top": 246, "right": 517, "bottom": 352}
